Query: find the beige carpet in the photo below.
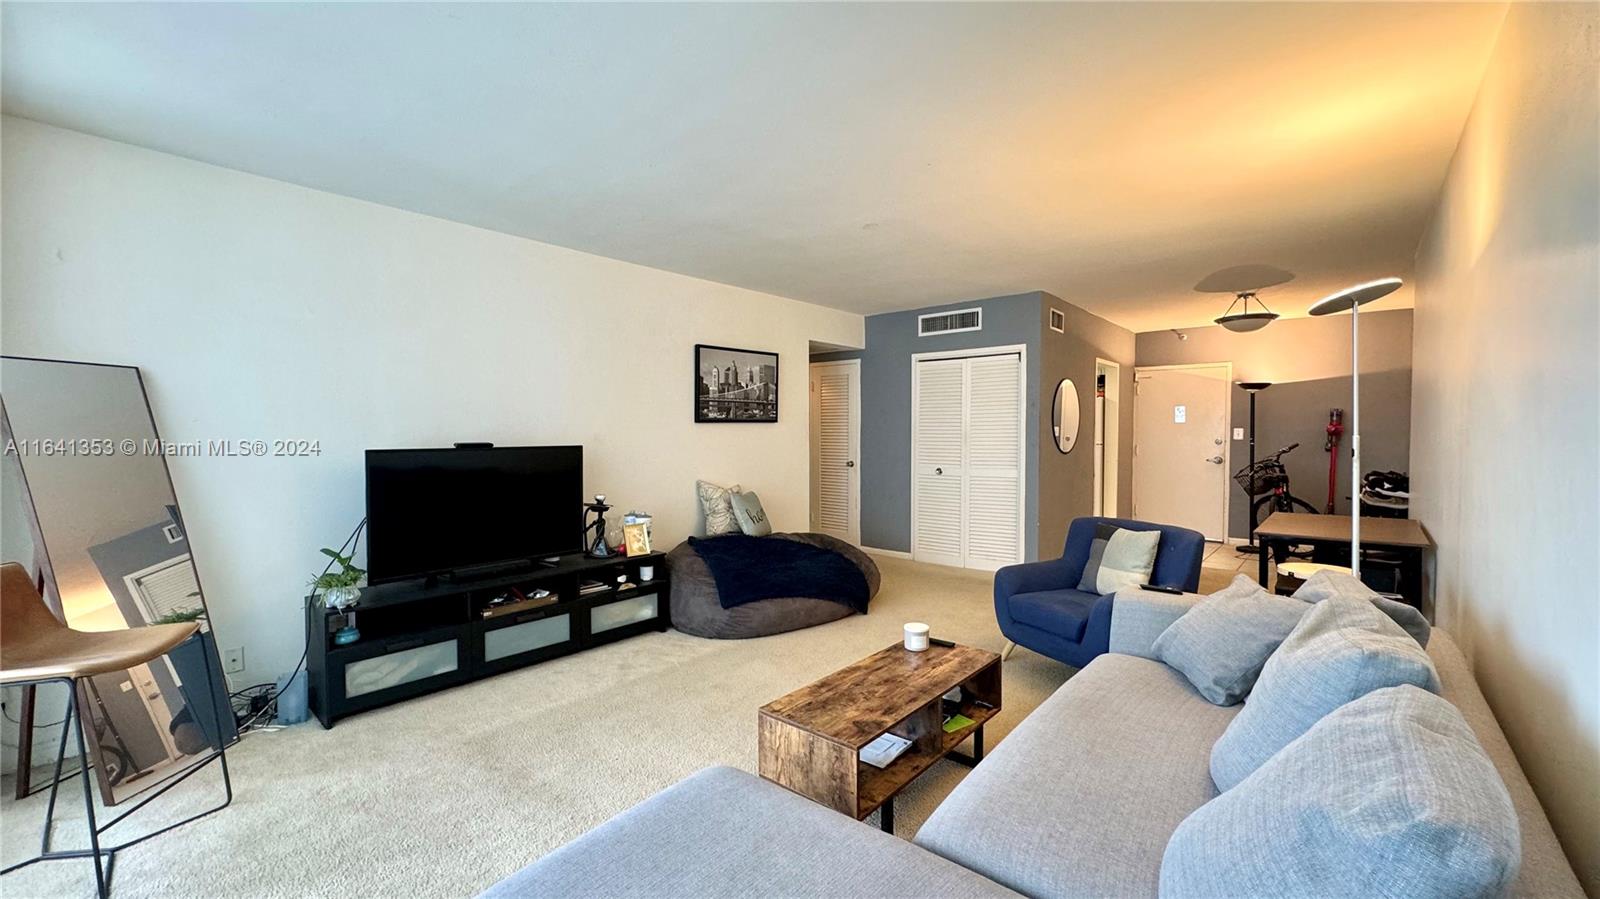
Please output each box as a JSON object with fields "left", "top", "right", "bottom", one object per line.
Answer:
{"left": 3, "top": 555, "right": 1173, "bottom": 899}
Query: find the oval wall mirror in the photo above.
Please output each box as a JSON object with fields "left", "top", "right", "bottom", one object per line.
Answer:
{"left": 1053, "top": 378, "right": 1080, "bottom": 453}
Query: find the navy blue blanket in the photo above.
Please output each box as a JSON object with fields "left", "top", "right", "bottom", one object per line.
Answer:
{"left": 689, "top": 535, "right": 870, "bottom": 613}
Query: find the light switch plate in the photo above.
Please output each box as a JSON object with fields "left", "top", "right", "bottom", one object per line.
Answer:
{"left": 1233, "top": 427, "right": 1245, "bottom": 440}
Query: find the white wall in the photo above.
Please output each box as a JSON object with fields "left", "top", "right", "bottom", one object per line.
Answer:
{"left": 1, "top": 116, "right": 862, "bottom": 687}
{"left": 1411, "top": 4, "right": 1599, "bottom": 892}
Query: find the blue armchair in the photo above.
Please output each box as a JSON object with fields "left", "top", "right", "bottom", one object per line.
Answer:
{"left": 995, "top": 517, "right": 1206, "bottom": 668}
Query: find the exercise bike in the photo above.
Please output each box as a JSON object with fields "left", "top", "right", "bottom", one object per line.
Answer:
{"left": 1234, "top": 443, "right": 1319, "bottom": 561}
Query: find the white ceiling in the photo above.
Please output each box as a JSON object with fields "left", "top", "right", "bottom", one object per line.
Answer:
{"left": 1, "top": 2, "right": 1506, "bottom": 331}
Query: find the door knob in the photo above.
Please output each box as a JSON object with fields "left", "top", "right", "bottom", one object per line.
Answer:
{"left": 1208, "top": 455, "right": 1224, "bottom": 464}
{"left": 935, "top": 467, "right": 943, "bottom": 475}
{"left": 845, "top": 460, "right": 855, "bottom": 468}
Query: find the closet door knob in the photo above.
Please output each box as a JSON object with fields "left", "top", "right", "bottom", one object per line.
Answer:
{"left": 935, "top": 467, "right": 943, "bottom": 475}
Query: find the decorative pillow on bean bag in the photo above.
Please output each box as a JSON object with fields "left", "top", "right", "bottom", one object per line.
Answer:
{"left": 696, "top": 480, "right": 742, "bottom": 536}
{"left": 1077, "top": 524, "right": 1160, "bottom": 594}
{"left": 729, "top": 491, "right": 772, "bottom": 537}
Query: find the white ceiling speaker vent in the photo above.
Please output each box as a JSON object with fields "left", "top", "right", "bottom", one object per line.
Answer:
{"left": 1048, "top": 308, "right": 1066, "bottom": 333}
{"left": 918, "top": 308, "right": 982, "bottom": 337}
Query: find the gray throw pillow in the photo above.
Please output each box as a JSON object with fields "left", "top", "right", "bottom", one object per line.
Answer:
{"left": 1152, "top": 575, "right": 1308, "bottom": 706}
{"left": 728, "top": 490, "right": 772, "bottom": 537}
{"left": 1077, "top": 524, "right": 1161, "bottom": 594}
{"left": 1162, "top": 686, "right": 1520, "bottom": 899}
{"left": 695, "top": 480, "right": 742, "bottom": 536}
{"left": 1209, "top": 594, "right": 1440, "bottom": 792}
{"left": 1293, "top": 569, "right": 1430, "bottom": 647}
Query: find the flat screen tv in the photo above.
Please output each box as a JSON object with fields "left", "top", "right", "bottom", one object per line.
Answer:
{"left": 365, "top": 445, "right": 583, "bottom": 584}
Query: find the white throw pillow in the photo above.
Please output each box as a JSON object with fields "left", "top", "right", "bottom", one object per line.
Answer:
{"left": 696, "top": 480, "right": 743, "bottom": 536}
{"left": 1077, "top": 526, "right": 1161, "bottom": 594}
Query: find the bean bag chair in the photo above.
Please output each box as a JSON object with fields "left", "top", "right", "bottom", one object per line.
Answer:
{"left": 667, "top": 533, "right": 881, "bottom": 639}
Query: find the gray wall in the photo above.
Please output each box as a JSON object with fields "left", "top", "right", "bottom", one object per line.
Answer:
{"left": 89, "top": 520, "right": 193, "bottom": 627}
{"left": 89, "top": 520, "right": 191, "bottom": 701}
{"left": 1411, "top": 3, "right": 1599, "bottom": 890}
{"left": 814, "top": 292, "right": 1042, "bottom": 558}
{"left": 1037, "top": 294, "right": 1136, "bottom": 558}
{"left": 1134, "top": 309, "right": 1413, "bottom": 540}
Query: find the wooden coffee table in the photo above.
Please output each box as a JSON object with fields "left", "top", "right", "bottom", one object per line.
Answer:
{"left": 757, "top": 641, "right": 1001, "bottom": 834}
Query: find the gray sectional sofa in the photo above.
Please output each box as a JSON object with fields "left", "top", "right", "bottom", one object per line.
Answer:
{"left": 483, "top": 587, "right": 1584, "bottom": 898}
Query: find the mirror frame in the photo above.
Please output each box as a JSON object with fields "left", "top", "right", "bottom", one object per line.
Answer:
{"left": 2, "top": 355, "right": 236, "bottom": 806}
{"left": 1052, "top": 378, "right": 1080, "bottom": 454}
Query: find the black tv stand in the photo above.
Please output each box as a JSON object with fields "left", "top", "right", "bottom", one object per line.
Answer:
{"left": 306, "top": 551, "right": 669, "bottom": 727}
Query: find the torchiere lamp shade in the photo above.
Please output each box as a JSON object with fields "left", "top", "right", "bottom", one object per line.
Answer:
{"left": 1308, "top": 277, "right": 1402, "bottom": 315}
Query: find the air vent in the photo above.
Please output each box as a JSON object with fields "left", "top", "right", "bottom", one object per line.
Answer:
{"left": 918, "top": 308, "right": 982, "bottom": 337}
{"left": 1049, "top": 308, "right": 1065, "bottom": 332}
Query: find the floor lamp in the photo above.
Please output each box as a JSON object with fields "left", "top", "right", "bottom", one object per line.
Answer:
{"left": 1307, "top": 277, "right": 1403, "bottom": 580}
{"left": 1236, "top": 381, "right": 1272, "bottom": 556}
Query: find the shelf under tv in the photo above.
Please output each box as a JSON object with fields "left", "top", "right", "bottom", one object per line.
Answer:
{"left": 305, "top": 551, "right": 669, "bottom": 727}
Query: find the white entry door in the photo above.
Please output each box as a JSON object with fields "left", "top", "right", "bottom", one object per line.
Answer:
{"left": 1133, "top": 364, "right": 1231, "bottom": 540}
{"left": 912, "top": 351, "right": 1024, "bottom": 570}
{"left": 809, "top": 360, "right": 860, "bottom": 544}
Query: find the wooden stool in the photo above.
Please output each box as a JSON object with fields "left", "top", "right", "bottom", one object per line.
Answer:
{"left": 0, "top": 562, "right": 232, "bottom": 897}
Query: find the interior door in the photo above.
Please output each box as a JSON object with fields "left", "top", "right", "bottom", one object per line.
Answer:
{"left": 1133, "top": 365, "right": 1230, "bottom": 540}
{"left": 962, "top": 354, "right": 1023, "bottom": 569}
{"left": 1093, "top": 376, "right": 1106, "bottom": 516}
{"left": 809, "top": 361, "right": 860, "bottom": 544}
{"left": 912, "top": 358, "right": 967, "bottom": 567}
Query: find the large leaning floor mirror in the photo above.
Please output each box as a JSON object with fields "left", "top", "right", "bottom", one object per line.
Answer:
{"left": 1, "top": 356, "right": 237, "bottom": 814}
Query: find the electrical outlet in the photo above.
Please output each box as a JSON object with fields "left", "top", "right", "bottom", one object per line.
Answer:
{"left": 222, "top": 646, "right": 245, "bottom": 674}
{"left": 1233, "top": 427, "right": 1245, "bottom": 440}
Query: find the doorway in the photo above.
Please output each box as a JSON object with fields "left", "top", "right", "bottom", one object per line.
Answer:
{"left": 809, "top": 360, "right": 861, "bottom": 544}
{"left": 910, "top": 346, "right": 1026, "bottom": 571}
{"left": 1093, "top": 359, "right": 1121, "bottom": 517}
{"left": 1133, "top": 363, "right": 1231, "bottom": 540}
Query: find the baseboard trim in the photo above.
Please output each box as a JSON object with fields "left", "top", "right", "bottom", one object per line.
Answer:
{"left": 861, "top": 546, "right": 913, "bottom": 560}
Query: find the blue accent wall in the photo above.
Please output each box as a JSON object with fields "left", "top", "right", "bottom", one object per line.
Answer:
{"left": 815, "top": 292, "right": 1042, "bottom": 558}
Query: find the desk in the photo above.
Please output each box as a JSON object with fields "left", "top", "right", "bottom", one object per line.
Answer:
{"left": 1255, "top": 512, "right": 1433, "bottom": 608}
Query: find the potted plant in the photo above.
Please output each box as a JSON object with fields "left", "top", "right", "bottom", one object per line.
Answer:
{"left": 153, "top": 607, "right": 207, "bottom": 625}
{"left": 311, "top": 547, "right": 365, "bottom": 610}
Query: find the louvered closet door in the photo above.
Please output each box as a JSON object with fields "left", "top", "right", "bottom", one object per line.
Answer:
{"left": 912, "top": 359, "right": 967, "bottom": 567}
{"left": 812, "top": 361, "right": 859, "bottom": 544}
{"left": 963, "top": 354, "right": 1023, "bottom": 569}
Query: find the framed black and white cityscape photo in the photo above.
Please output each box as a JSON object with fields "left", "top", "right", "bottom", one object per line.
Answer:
{"left": 695, "top": 344, "right": 779, "bottom": 423}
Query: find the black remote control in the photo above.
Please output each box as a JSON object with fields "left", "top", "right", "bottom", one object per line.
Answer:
{"left": 1140, "top": 583, "right": 1184, "bottom": 595}
{"left": 928, "top": 637, "right": 957, "bottom": 648}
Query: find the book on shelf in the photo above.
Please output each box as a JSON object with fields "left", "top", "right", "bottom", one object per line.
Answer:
{"left": 942, "top": 713, "right": 976, "bottom": 734}
{"left": 859, "top": 732, "right": 912, "bottom": 769}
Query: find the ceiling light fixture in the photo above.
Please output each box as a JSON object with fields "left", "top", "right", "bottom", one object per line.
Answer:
{"left": 1213, "top": 292, "right": 1279, "bottom": 332}
{"left": 1195, "top": 264, "right": 1295, "bottom": 333}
